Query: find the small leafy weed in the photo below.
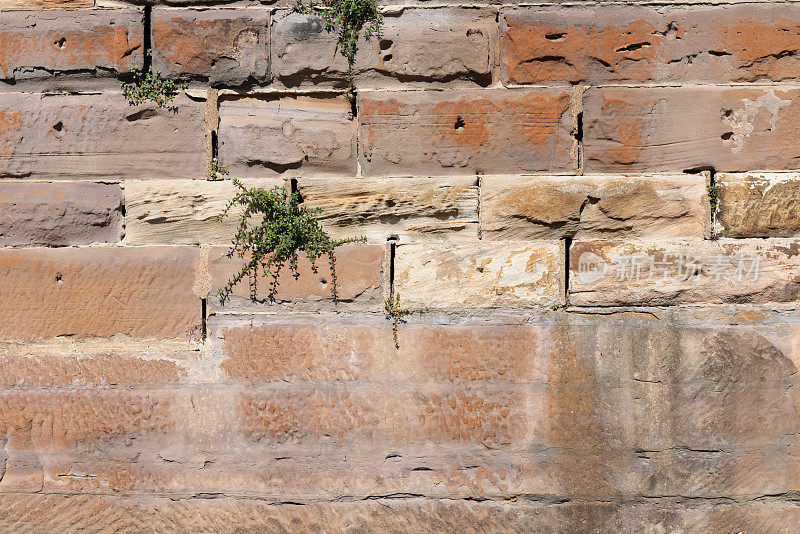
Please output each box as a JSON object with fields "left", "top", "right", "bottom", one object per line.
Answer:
{"left": 708, "top": 185, "right": 718, "bottom": 221}
{"left": 217, "top": 179, "right": 365, "bottom": 304}
{"left": 120, "top": 50, "right": 188, "bottom": 108}
{"left": 210, "top": 158, "right": 229, "bottom": 180}
{"left": 293, "top": 0, "right": 383, "bottom": 99}
{"left": 384, "top": 293, "right": 410, "bottom": 349}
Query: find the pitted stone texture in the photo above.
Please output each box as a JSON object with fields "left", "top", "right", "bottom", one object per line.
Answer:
{"left": 395, "top": 242, "right": 564, "bottom": 312}
{"left": 212, "top": 316, "right": 544, "bottom": 384}
{"left": 480, "top": 174, "right": 709, "bottom": 240}
{"left": 0, "top": 348, "right": 188, "bottom": 388}
{"left": 502, "top": 4, "right": 800, "bottom": 85}
{"left": 359, "top": 88, "right": 574, "bottom": 176}
{"left": 0, "top": 92, "right": 205, "bottom": 180}
{"left": 0, "top": 9, "right": 143, "bottom": 84}
{"left": 716, "top": 172, "right": 800, "bottom": 237}
{"left": 583, "top": 86, "right": 800, "bottom": 172}
{"left": 271, "top": 8, "right": 492, "bottom": 88}
{"left": 0, "top": 181, "right": 123, "bottom": 246}
{"left": 152, "top": 8, "right": 269, "bottom": 86}
{"left": 569, "top": 239, "right": 800, "bottom": 306}
{"left": 207, "top": 243, "right": 384, "bottom": 308}
{"left": 124, "top": 178, "right": 282, "bottom": 245}
{"left": 0, "top": 246, "right": 201, "bottom": 341}
{"left": 1, "top": 495, "right": 797, "bottom": 534}
{"left": 297, "top": 176, "right": 479, "bottom": 242}
{"left": 218, "top": 96, "right": 356, "bottom": 177}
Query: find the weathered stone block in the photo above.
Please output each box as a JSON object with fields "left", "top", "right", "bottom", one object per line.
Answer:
{"left": 715, "top": 172, "right": 800, "bottom": 237}
{"left": 480, "top": 174, "right": 709, "bottom": 240}
{"left": 207, "top": 243, "right": 383, "bottom": 308}
{"left": 502, "top": 4, "right": 800, "bottom": 85}
{"left": 0, "top": 9, "right": 142, "bottom": 84}
{"left": 218, "top": 95, "right": 356, "bottom": 177}
{"left": 0, "top": 390, "right": 174, "bottom": 452}
{"left": 395, "top": 242, "right": 564, "bottom": 311}
{"left": 152, "top": 8, "right": 269, "bottom": 86}
{"left": 271, "top": 8, "right": 492, "bottom": 87}
{"left": 569, "top": 239, "right": 800, "bottom": 306}
{"left": 297, "top": 176, "right": 479, "bottom": 242}
{"left": 0, "top": 246, "right": 201, "bottom": 341}
{"left": 0, "top": 341, "right": 190, "bottom": 388}
{"left": 212, "top": 315, "right": 544, "bottom": 384}
{"left": 583, "top": 86, "right": 800, "bottom": 172}
{"left": 0, "top": 495, "right": 797, "bottom": 534}
{"left": 0, "top": 181, "right": 123, "bottom": 246}
{"left": 124, "top": 178, "right": 282, "bottom": 245}
{"left": 359, "top": 88, "right": 574, "bottom": 176}
{"left": 0, "top": 92, "right": 205, "bottom": 179}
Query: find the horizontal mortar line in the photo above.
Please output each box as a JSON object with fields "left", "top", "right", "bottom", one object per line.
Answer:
{"left": 0, "top": 489, "right": 792, "bottom": 506}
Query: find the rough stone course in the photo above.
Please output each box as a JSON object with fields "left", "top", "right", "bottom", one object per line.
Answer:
{"left": 0, "top": 181, "right": 123, "bottom": 246}
{"left": 359, "top": 88, "right": 575, "bottom": 176}
{"left": 218, "top": 95, "right": 356, "bottom": 177}
{"left": 583, "top": 85, "right": 800, "bottom": 172}
{"left": 271, "top": 7, "right": 493, "bottom": 88}
{"left": 2, "top": 0, "right": 800, "bottom": 531}
{"left": 152, "top": 8, "right": 269, "bottom": 86}
{"left": 0, "top": 92, "right": 206, "bottom": 179}
{"left": 0, "top": 9, "right": 143, "bottom": 85}
{"left": 503, "top": 4, "right": 800, "bottom": 85}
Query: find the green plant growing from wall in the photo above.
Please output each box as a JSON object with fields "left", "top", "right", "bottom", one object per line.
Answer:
{"left": 384, "top": 293, "right": 409, "bottom": 349}
{"left": 708, "top": 184, "right": 718, "bottom": 222}
{"left": 217, "top": 179, "right": 365, "bottom": 303}
{"left": 210, "top": 158, "right": 229, "bottom": 180}
{"left": 121, "top": 50, "right": 188, "bottom": 107}
{"left": 293, "top": 0, "right": 383, "bottom": 98}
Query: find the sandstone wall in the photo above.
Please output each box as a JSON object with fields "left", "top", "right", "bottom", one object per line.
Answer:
{"left": 1, "top": 0, "right": 799, "bottom": 532}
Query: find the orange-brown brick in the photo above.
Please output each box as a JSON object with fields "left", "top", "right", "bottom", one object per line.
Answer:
{"left": 0, "top": 9, "right": 142, "bottom": 84}
{"left": 152, "top": 8, "right": 269, "bottom": 86}
{"left": 583, "top": 86, "right": 800, "bottom": 172}
{"left": 0, "top": 246, "right": 201, "bottom": 341}
{"left": 358, "top": 88, "right": 574, "bottom": 176}
{"left": 502, "top": 4, "right": 800, "bottom": 85}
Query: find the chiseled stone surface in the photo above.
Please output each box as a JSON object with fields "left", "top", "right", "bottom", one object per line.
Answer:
{"left": 394, "top": 242, "right": 564, "bottom": 311}
{"left": 271, "top": 7, "right": 493, "bottom": 87}
{"left": 502, "top": 3, "right": 800, "bottom": 85}
{"left": 297, "top": 176, "right": 479, "bottom": 242}
{"left": 0, "top": 495, "right": 796, "bottom": 533}
{"left": 213, "top": 316, "right": 543, "bottom": 384}
{"left": 218, "top": 95, "right": 356, "bottom": 177}
{"left": 715, "top": 172, "right": 800, "bottom": 237}
{"left": 583, "top": 85, "right": 800, "bottom": 172}
{"left": 0, "top": 181, "right": 123, "bottom": 246}
{"left": 359, "top": 88, "right": 574, "bottom": 176}
{"left": 480, "top": 173, "right": 709, "bottom": 240}
{"left": 0, "top": 246, "right": 201, "bottom": 341}
{"left": 569, "top": 239, "right": 800, "bottom": 306}
{"left": 0, "top": 341, "right": 190, "bottom": 388}
{"left": 152, "top": 8, "right": 269, "bottom": 86}
{"left": 0, "top": 9, "right": 142, "bottom": 84}
{"left": 207, "top": 243, "right": 384, "bottom": 309}
{"left": 123, "top": 178, "right": 282, "bottom": 245}
{"left": 0, "top": 92, "right": 205, "bottom": 179}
